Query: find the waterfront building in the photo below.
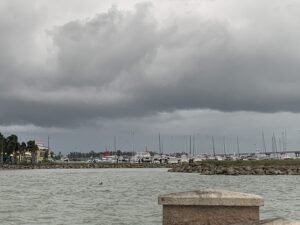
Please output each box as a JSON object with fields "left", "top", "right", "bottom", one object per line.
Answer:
{"left": 35, "top": 141, "right": 49, "bottom": 162}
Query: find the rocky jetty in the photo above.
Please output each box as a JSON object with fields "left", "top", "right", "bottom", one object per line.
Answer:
{"left": 168, "top": 161, "right": 300, "bottom": 175}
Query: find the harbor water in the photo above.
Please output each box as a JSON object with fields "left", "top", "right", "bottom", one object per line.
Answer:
{"left": 0, "top": 168, "right": 299, "bottom": 225}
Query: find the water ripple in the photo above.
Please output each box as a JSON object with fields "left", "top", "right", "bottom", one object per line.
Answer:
{"left": 0, "top": 169, "right": 300, "bottom": 224}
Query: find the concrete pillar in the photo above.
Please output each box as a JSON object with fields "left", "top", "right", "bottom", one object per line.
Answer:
{"left": 233, "top": 218, "right": 300, "bottom": 225}
{"left": 158, "top": 189, "right": 264, "bottom": 225}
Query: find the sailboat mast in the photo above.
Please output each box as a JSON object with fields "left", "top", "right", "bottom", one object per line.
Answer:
{"left": 262, "top": 131, "right": 267, "bottom": 153}
{"left": 131, "top": 130, "right": 135, "bottom": 156}
{"left": 192, "top": 135, "right": 195, "bottom": 156}
{"left": 272, "top": 133, "right": 278, "bottom": 157}
{"left": 278, "top": 137, "right": 282, "bottom": 152}
{"left": 114, "top": 136, "right": 117, "bottom": 152}
{"left": 285, "top": 129, "right": 287, "bottom": 152}
{"left": 223, "top": 136, "right": 227, "bottom": 156}
{"left": 237, "top": 136, "right": 240, "bottom": 156}
{"left": 189, "top": 135, "right": 192, "bottom": 156}
{"left": 158, "top": 133, "right": 161, "bottom": 155}
{"left": 282, "top": 130, "right": 287, "bottom": 152}
{"left": 212, "top": 136, "right": 216, "bottom": 157}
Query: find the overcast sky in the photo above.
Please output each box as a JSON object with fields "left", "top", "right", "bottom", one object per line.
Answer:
{"left": 1, "top": 0, "right": 300, "bottom": 154}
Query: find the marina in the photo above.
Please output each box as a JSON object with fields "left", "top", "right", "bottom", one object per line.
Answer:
{"left": 76, "top": 150, "right": 300, "bottom": 164}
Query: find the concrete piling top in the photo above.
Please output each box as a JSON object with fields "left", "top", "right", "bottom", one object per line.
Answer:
{"left": 233, "top": 218, "right": 300, "bottom": 225}
{"left": 158, "top": 189, "right": 264, "bottom": 206}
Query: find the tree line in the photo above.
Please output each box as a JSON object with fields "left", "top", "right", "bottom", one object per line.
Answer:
{"left": 0, "top": 132, "right": 41, "bottom": 164}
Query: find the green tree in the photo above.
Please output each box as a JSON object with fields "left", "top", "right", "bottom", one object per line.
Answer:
{"left": 27, "top": 140, "right": 38, "bottom": 164}
{"left": 6, "top": 134, "right": 18, "bottom": 163}
{"left": 0, "top": 133, "right": 5, "bottom": 165}
{"left": 19, "top": 142, "right": 27, "bottom": 163}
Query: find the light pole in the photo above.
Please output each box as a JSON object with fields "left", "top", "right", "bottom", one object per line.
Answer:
{"left": 47, "top": 135, "right": 50, "bottom": 159}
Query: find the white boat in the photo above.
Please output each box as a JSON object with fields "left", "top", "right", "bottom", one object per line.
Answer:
{"left": 215, "top": 156, "right": 224, "bottom": 161}
{"left": 102, "top": 155, "right": 117, "bottom": 163}
{"left": 131, "top": 152, "right": 152, "bottom": 163}
{"left": 167, "top": 156, "right": 179, "bottom": 164}
{"left": 193, "top": 155, "right": 205, "bottom": 162}
{"left": 281, "top": 153, "right": 295, "bottom": 160}
{"left": 179, "top": 155, "right": 189, "bottom": 163}
{"left": 152, "top": 154, "right": 162, "bottom": 163}
{"left": 254, "top": 152, "right": 267, "bottom": 160}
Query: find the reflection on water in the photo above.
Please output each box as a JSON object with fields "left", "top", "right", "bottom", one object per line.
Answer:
{"left": 0, "top": 168, "right": 299, "bottom": 225}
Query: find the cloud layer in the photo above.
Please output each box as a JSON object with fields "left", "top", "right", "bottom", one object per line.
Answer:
{"left": 1, "top": 0, "right": 300, "bottom": 128}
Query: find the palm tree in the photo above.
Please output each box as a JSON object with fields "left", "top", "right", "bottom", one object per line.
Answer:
{"left": 27, "top": 140, "right": 38, "bottom": 164}
{"left": 6, "top": 134, "right": 18, "bottom": 163}
{"left": 19, "top": 142, "right": 27, "bottom": 163}
{"left": 0, "top": 133, "right": 5, "bottom": 165}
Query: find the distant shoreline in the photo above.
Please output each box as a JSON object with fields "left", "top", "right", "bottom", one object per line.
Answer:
{"left": 0, "top": 162, "right": 171, "bottom": 170}
{"left": 2, "top": 160, "right": 300, "bottom": 174}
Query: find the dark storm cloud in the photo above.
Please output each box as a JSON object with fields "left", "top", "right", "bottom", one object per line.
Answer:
{"left": 1, "top": 1, "right": 300, "bottom": 127}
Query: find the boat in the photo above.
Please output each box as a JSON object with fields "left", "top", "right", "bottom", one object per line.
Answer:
{"left": 179, "top": 154, "right": 189, "bottom": 163}
{"left": 167, "top": 156, "right": 179, "bottom": 164}
{"left": 131, "top": 152, "right": 152, "bottom": 163}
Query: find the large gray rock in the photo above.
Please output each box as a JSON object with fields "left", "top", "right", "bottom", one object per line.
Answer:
{"left": 226, "top": 167, "right": 237, "bottom": 175}
{"left": 254, "top": 168, "right": 265, "bottom": 175}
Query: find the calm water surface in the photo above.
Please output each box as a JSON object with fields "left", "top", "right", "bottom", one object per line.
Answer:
{"left": 0, "top": 168, "right": 299, "bottom": 225}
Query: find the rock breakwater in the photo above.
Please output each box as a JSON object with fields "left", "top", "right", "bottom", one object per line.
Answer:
{"left": 168, "top": 161, "right": 300, "bottom": 175}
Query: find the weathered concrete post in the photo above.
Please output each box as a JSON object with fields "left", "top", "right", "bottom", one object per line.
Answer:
{"left": 158, "top": 189, "right": 264, "bottom": 225}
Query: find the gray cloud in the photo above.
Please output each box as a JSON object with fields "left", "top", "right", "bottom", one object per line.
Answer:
{"left": 1, "top": 1, "right": 300, "bottom": 128}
